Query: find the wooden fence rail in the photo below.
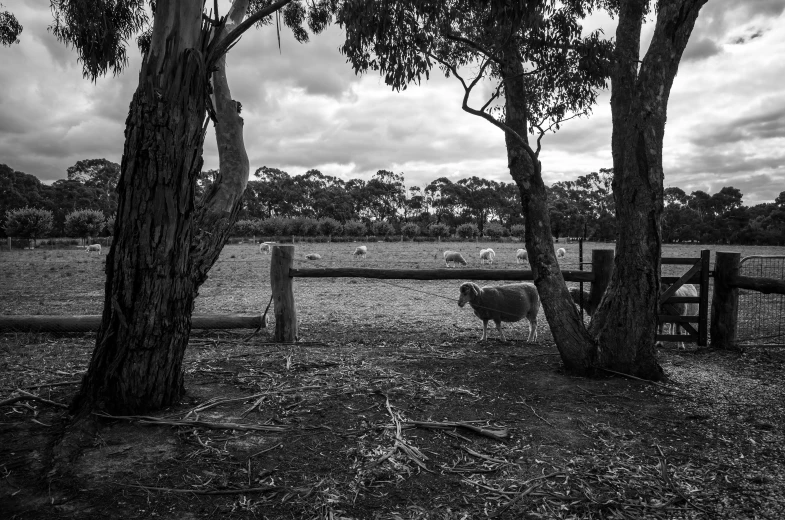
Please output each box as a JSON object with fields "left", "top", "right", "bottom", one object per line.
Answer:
{"left": 0, "top": 314, "right": 262, "bottom": 333}
{"left": 274, "top": 245, "right": 615, "bottom": 342}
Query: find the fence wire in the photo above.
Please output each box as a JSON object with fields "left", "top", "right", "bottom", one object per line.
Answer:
{"left": 737, "top": 256, "right": 785, "bottom": 346}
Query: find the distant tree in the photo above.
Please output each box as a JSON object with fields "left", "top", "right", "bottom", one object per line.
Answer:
{"left": 4, "top": 207, "right": 53, "bottom": 246}
{"left": 428, "top": 223, "right": 450, "bottom": 239}
{"left": 484, "top": 222, "right": 505, "bottom": 239}
{"left": 106, "top": 216, "right": 116, "bottom": 236}
{"left": 232, "top": 219, "right": 259, "bottom": 237}
{"left": 64, "top": 209, "right": 106, "bottom": 243}
{"left": 456, "top": 223, "right": 480, "bottom": 240}
{"left": 455, "top": 177, "right": 501, "bottom": 234}
{"left": 318, "top": 217, "right": 343, "bottom": 238}
{"left": 424, "top": 178, "right": 460, "bottom": 225}
{"left": 259, "top": 217, "right": 291, "bottom": 237}
{"left": 401, "top": 222, "right": 421, "bottom": 239}
{"left": 366, "top": 170, "right": 407, "bottom": 223}
{"left": 290, "top": 217, "right": 319, "bottom": 236}
{"left": 66, "top": 159, "right": 121, "bottom": 217}
{"left": 343, "top": 220, "right": 367, "bottom": 237}
{"left": 371, "top": 220, "right": 395, "bottom": 237}
{"left": 510, "top": 224, "right": 526, "bottom": 239}
{"left": 403, "top": 186, "right": 426, "bottom": 222}
{"left": 0, "top": 165, "right": 48, "bottom": 222}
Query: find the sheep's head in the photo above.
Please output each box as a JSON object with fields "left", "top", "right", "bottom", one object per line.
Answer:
{"left": 458, "top": 282, "right": 480, "bottom": 307}
{"left": 569, "top": 287, "right": 594, "bottom": 316}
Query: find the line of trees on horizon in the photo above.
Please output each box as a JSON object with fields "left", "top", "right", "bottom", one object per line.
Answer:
{"left": 2, "top": 161, "right": 784, "bottom": 245}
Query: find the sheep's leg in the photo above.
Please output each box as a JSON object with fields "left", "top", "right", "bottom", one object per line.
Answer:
{"left": 495, "top": 320, "right": 506, "bottom": 342}
{"left": 480, "top": 320, "right": 488, "bottom": 341}
{"left": 527, "top": 317, "right": 538, "bottom": 342}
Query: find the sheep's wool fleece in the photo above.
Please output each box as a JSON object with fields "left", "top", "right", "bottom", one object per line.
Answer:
{"left": 470, "top": 283, "right": 539, "bottom": 322}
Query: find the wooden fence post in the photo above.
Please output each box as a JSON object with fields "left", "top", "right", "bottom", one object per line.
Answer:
{"left": 711, "top": 251, "right": 740, "bottom": 349}
{"left": 271, "top": 245, "right": 297, "bottom": 342}
{"left": 590, "top": 249, "right": 614, "bottom": 311}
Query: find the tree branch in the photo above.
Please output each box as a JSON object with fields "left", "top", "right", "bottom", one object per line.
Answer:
{"left": 534, "top": 112, "right": 582, "bottom": 155}
{"left": 192, "top": 0, "right": 252, "bottom": 282}
{"left": 443, "top": 33, "right": 502, "bottom": 65}
{"left": 207, "top": 0, "right": 292, "bottom": 67}
{"left": 427, "top": 51, "right": 537, "bottom": 161}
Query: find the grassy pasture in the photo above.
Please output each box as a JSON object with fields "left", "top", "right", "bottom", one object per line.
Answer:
{"left": 2, "top": 241, "right": 783, "bottom": 344}
{"left": 2, "top": 241, "right": 785, "bottom": 519}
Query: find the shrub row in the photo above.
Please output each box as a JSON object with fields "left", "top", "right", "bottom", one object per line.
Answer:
{"left": 232, "top": 218, "right": 526, "bottom": 240}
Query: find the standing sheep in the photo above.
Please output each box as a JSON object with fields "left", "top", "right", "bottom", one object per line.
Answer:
{"left": 259, "top": 242, "right": 272, "bottom": 254}
{"left": 458, "top": 282, "right": 540, "bottom": 342}
{"left": 353, "top": 246, "right": 368, "bottom": 259}
{"left": 479, "top": 248, "right": 496, "bottom": 265}
{"left": 443, "top": 251, "right": 468, "bottom": 267}
{"left": 569, "top": 287, "right": 597, "bottom": 317}
{"left": 556, "top": 248, "right": 566, "bottom": 258}
{"left": 516, "top": 248, "right": 528, "bottom": 264}
{"left": 85, "top": 244, "right": 102, "bottom": 254}
{"left": 658, "top": 284, "right": 699, "bottom": 348}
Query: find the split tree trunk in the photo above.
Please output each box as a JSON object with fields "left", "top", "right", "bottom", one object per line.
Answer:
{"left": 588, "top": 0, "right": 708, "bottom": 380}
{"left": 70, "top": 2, "right": 207, "bottom": 414}
{"left": 501, "top": 51, "right": 596, "bottom": 375}
{"left": 71, "top": 0, "right": 253, "bottom": 415}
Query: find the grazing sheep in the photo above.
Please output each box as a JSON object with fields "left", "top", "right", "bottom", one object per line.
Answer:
{"left": 516, "top": 248, "right": 528, "bottom": 264}
{"left": 556, "top": 247, "right": 566, "bottom": 258}
{"left": 85, "top": 244, "right": 102, "bottom": 254}
{"left": 479, "top": 248, "right": 496, "bottom": 265}
{"left": 569, "top": 287, "right": 598, "bottom": 317}
{"left": 353, "top": 246, "right": 368, "bottom": 258}
{"left": 259, "top": 242, "right": 272, "bottom": 254}
{"left": 443, "top": 251, "right": 468, "bottom": 267}
{"left": 658, "top": 284, "right": 699, "bottom": 348}
{"left": 458, "top": 282, "right": 540, "bottom": 342}
{"left": 305, "top": 253, "right": 321, "bottom": 260}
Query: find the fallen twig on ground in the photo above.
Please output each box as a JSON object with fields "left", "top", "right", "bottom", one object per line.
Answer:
{"left": 22, "top": 380, "right": 81, "bottom": 390}
{"left": 0, "top": 389, "right": 68, "bottom": 409}
{"left": 93, "top": 412, "right": 290, "bottom": 432}
{"left": 118, "top": 482, "right": 310, "bottom": 496}
{"left": 399, "top": 420, "right": 509, "bottom": 441}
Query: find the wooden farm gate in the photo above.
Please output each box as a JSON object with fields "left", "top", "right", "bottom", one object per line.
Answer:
{"left": 656, "top": 250, "right": 710, "bottom": 346}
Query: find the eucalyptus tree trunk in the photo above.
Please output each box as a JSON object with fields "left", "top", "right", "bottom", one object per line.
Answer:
{"left": 588, "top": 0, "right": 708, "bottom": 380}
{"left": 71, "top": 0, "right": 252, "bottom": 415}
{"left": 501, "top": 49, "right": 596, "bottom": 375}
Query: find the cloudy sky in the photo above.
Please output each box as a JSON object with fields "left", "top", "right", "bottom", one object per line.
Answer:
{"left": 1, "top": 1, "right": 783, "bottom": 206}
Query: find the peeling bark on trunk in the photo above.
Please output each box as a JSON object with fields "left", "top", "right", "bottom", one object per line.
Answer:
{"left": 191, "top": 0, "right": 251, "bottom": 284}
{"left": 501, "top": 50, "right": 596, "bottom": 375}
{"left": 71, "top": 0, "right": 253, "bottom": 416}
{"left": 589, "top": 0, "right": 708, "bottom": 380}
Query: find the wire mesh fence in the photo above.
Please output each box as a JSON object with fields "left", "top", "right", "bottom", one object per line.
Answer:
{"left": 737, "top": 255, "right": 785, "bottom": 347}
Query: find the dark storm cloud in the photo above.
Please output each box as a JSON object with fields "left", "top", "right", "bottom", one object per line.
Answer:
{"left": 1, "top": 1, "right": 783, "bottom": 210}
{"left": 690, "top": 104, "right": 785, "bottom": 146}
{"left": 695, "top": 0, "right": 785, "bottom": 37}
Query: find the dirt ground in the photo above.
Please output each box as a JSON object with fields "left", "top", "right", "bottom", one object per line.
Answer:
{"left": 2, "top": 328, "right": 785, "bottom": 519}
{"left": 1, "top": 242, "right": 785, "bottom": 519}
